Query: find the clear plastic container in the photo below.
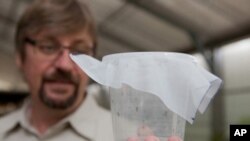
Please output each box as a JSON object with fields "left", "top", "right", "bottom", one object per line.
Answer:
{"left": 110, "top": 85, "right": 186, "bottom": 141}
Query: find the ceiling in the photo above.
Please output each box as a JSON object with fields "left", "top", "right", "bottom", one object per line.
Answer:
{"left": 0, "top": 0, "right": 250, "bottom": 91}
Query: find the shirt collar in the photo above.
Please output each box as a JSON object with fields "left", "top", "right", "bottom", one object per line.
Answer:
{"left": 0, "top": 116, "right": 18, "bottom": 134}
{"left": 1, "top": 92, "right": 100, "bottom": 140}
{"left": 67, "top": 93, "right": 99, "bottom": 140}
{"left": 0, "top": 99, "right": 29, "bottom": 134}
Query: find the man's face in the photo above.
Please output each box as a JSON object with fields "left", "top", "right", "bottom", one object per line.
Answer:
{"left": 17, "top": 29, "right": 94, "bottom": 110}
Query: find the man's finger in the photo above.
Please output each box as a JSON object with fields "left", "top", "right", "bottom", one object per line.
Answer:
{"left": 127, "top": 135, "right": 160, "bottom": 141}
{"left": 144, "top": 135, "right": 160, "bottom": 141}
{"left": 127, "top": 135, "right": 182, "bottom": 141}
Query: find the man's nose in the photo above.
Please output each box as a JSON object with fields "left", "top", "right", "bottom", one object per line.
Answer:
{"left": 53, "top": 50, "right": 75, "bottom": 71}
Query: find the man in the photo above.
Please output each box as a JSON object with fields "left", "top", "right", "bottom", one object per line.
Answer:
{"left": 0, "top": 0, "right": 113, "bottom": 140}
{"left": 0, "top": 0, "right": 181, "bottom": 141}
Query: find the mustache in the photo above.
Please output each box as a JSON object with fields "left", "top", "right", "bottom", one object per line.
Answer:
{"left": 43, "top": 69, "right": 78, "bottom": 84}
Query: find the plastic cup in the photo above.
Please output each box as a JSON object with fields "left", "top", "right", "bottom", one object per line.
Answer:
{"left": 110, "top": 85, "right": 186, "bottom": 141}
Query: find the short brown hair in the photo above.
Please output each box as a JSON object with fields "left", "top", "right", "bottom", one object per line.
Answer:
{"left": 15, "top": 0, "right": 97, "bottom": 59}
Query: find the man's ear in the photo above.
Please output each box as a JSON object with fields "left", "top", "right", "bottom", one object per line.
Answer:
{"left": 15, "top": 52, "right": 23, "bottom": 70}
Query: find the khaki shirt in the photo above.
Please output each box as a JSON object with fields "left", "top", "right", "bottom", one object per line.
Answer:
{"left": 0, "top": 93, "right": 114, "bottom": 141}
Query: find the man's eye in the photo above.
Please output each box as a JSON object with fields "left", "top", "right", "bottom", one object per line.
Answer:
{"left": 71, "top": 48, "right": 91, "bottom": 55}
{"left": 39, "top": 44, "right": 59, "bottom": 55}
{"left": 70, "top": 51, "right": 82, "bottom": 55}
{"left": 71, "top": 45, "right": 93, "bottom": 55}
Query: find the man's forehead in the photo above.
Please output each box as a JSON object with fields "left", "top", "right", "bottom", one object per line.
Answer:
{"left": 33, "top": 28, "right": 94, "bottom": 45}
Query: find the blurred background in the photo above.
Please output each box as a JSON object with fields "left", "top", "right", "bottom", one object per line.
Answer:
{"left": 0, "top": 0, "right": 250, "bottom": 141}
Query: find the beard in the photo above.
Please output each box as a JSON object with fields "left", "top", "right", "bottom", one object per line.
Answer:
{"left": 39, "top": 69, "right": 80, "bottom": 109}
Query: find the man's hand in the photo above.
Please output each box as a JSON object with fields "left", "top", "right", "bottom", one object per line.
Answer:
{"left": 127, "top": 125, "right": 182, "bottom": 141}
{"left": 167, "top": 136, "right": 182, "bottom": 141}
{"left": 127, "top": 136, "right": 182, "bottom": 141}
